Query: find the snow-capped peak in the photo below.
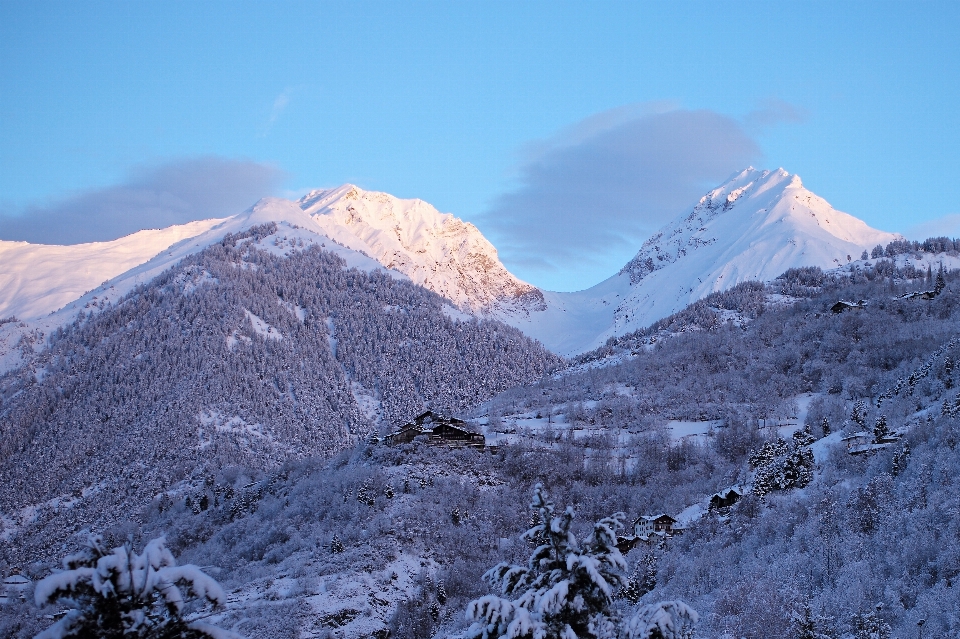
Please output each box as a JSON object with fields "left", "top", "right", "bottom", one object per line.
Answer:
{"left": 620, "top": 167, "right": 899, "bottom": 285}
{"left": 504, "top": 167, "right": 903, "bottom": 356}
{"left": 297, "top": 184, "right": 544, "bottom": 314}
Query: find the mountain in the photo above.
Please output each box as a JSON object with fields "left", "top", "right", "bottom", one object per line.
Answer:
{"left": 0, "top": 220, "right": 559, "bottom": 562}
{"left": 0, "top": 198, "right": 397, "bottom": 374}
{"left": 0, "top": 187, "right": 545, "bottom": 373}
{"left": 0, "top": 170, "right": 903, "bottom": 362}
{"left": 504, "top": 168, "right": 902, "bottom": 356}
{"left": 297, "top": 184, "right": 545, "bottom": 314}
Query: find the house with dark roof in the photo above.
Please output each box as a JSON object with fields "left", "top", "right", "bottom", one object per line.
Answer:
{"left": 384, "top": 411, "right": 485, "bottom": 449}
{"left": 709, "top": 486, "right": 745, "bottom": 511}
{"left": 634, "top": 514, "right": 678, "bottom": 538}
{"left": 831, "top": 299, "right": 866, "bottom": 314}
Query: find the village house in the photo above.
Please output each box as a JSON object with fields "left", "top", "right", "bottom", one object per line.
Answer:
{"left": 384, "top": 411, "right": 486, "bottom": 449}
{"left": 841, "top": 429, "right": 901, "bottom": 455}
{"left": 831, "top": 299, "right": 867, "bottom": 313}
{"left": 634, "top": 514, "right": 678, "bottom": 538}
{"left": 709, "top": 486, "right": 745, "bottom": 511}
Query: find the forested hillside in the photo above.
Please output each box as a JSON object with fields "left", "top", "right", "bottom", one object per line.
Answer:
{"left": 6, "top": 247, "right": 960, "bottom": 639}
{"left": 0, "top": 223, "right": 559, "bottom": 568}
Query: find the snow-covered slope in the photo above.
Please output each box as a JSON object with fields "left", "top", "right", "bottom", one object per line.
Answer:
{"left": 506, "top": 168, "right": 902, "bottom": 356}
{"left": 0, "top": 169, "right": 904, "bottom": 362}
{"left": 0, "top": 199, "right": 396, "bottom": 322}
{"left": 0, "top": 198, "right": 396, "bottom": 374}
{"left": 0, "top": 219, "right": 227, "bottom": 321}
{"left": 297, "top": 185, "right": 545, "bottom": 315}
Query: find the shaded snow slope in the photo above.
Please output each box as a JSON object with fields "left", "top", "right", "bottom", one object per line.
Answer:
{"left": 298, "top": 185, "right": 545, "bottom": 315}
{"left": 0, "top": 198, "right": 396, "bottom": 325}
{"left": 508, "top": 168, "right": 902, "bottom": 356}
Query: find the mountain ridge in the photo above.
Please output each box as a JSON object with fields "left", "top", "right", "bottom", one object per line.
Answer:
{"left": 0, "top": 168, "right": 903, "bottom": 361}
{"left": 503, "top": 167, "right": 902, "bottom": 355}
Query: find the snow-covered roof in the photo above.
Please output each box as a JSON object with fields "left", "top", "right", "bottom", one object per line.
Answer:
{"left": 634, "top": 513, "right": 675, "bottom": 524}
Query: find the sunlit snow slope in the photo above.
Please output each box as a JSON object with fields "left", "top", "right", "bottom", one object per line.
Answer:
{"left": 507, "top": 168, "right": 902, "bottom": 356}
{"left": 0, "top": 199, "right": 394, "bottom": 374}
{"left": 0, "top": 219, "right": 226, "bottom": 321}
{"left": 297, "top": 185, "right": 545, "bottom": 315}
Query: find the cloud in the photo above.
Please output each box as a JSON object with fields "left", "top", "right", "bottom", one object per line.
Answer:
{"left": 902, "top": 213, "right": 960, "bottom": 241}
{"left": 745, "top": 97, "right": 808, "bottom": 131}
{"left": 0, "top": 157, "right": 284, "bottom": 245}
{"left": 263, "top": 87, "right": 295, "bottom": 135}
{"left": 480, "top": 108, "right": 761, "bottom": 291}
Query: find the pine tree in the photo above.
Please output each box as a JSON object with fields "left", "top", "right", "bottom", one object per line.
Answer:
{"left": 331, "top": 535, "right": 345, "bottom": 553}
{"left": 620, "top": 553, "right": 657, "bottom": 605}
{"left": 936, "top": 263, "right": 946, "bottom": 294}
{"left": 851, "top": 400, "right": 867, "bottom": 429}
{"left": 33, "top": 535, "right": 235, "bottom": 639}
{"left": 466, "top": 485, "right": 696, "bottom": 639}
{"left": 873, "top": 415, "right": 889, "bottom": 443}
{"left": 820, "top": 416, "right": 831, "bottom": 436}
{"left": 853, "top": 609, "right": 891, "bottom": 639}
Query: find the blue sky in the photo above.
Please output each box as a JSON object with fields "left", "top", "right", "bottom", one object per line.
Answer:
{"left": 2, "top": 1, "right": 959, "bottom": 291}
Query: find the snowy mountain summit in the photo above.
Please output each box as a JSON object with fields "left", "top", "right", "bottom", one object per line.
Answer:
{"left": 621, "top": 167, "right": 897, "bottom": 286}
{"left": 507, "top": 168, "right": 902, "bottom": 356}
{"left": 297, "top": 185, "right": 545, "bottom": 314}
{"left": 0, "top": 168, "right": 904, "bottom": 363}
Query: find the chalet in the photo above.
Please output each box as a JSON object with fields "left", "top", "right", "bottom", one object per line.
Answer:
{"left": 842, "top": 430, "right": 901, "bottom": 455}
{"left": 1, "top": 574, "right": 30, "bottom": 604}
{"left": 709, "top": 486, "right": 744, "bottom": 511}
{"left": 634, "top": 514, "right": 677, "bottom": 538}
{"left": 384, "top": 411, "right": 486, "bottom": 449}
{"left": 898, "top": 289, "right": 939, "bottom": 301}
{"left": 831, "top": 299, "right": 867, "bottom": 314}
{"left": 428, "top": 421, "right": 486, "bottom": 449}
{"left": 383, "top": 423, "right": 423, "bottom": 446}
{"left": 615, "top": 535, "right": 644, "bottom": 554}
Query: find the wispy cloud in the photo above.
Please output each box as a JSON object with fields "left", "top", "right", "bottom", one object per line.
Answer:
{"left": 0, "top": 157, "right": 283, "bottom": 245}
{"left": 480, "top": 107, "right": 762, "bottom": 291}
{"left": 263, "top": 87, "right": 295, "bottom": 136}
{"left": 744, "top": 97, "right": 809, "bottom": 132}
{"left": 903, "top": 213, "right": 960, "bottom": 240}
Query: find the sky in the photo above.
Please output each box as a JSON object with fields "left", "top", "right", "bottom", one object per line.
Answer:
{"left": 2, "top": 1, "right": 960, "bottom": 291}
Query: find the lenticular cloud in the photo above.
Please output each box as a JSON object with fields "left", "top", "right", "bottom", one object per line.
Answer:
{"left": 481, "top": 107, "right": 761, "bottom": 290}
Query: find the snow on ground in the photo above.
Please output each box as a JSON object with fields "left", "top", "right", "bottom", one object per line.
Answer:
{"left": 244, "top": 310, "right": 283, "bottom": 341}
{"left": 666, "top": 420, "right": 722, "bottom": 443}
{"left": 0, "top": 201, "right": 413, "bottom": 376}
{"left": 298, "top": 185, "right": 540, "bottom": 315}
{"left": 502, "top": 167, "right": 900, "bottom": 356}
{"left": 196, "top": 410, "right": 294, "bottom": 456}
{"left": 350, "top": 380, "right": 382, "bottom": 424}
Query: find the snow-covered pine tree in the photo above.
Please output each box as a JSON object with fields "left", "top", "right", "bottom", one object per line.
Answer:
{"left": 619, "top": 553, "right": 657, "bottom": 605}
{"left": 617, "top": 602, "right": 698, "bottom": 639}
{"left": 873, "top": 415, "right": 889, "bottom": 443}
{"left": 751, "top": 435, "right": 815, "bottom": 499}
{"left": 851, "top": 400, "right": 868, "bottom": 429}
{"left": 33, "top": 535, "right": 236, "bottom": 639}
{"left": 465, "top": 485, "right": 697, "bottom": 639}
{"left": 466, "top": 484, "right": 627, "bottom": 638}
